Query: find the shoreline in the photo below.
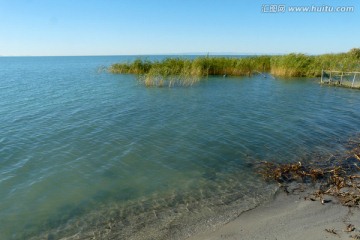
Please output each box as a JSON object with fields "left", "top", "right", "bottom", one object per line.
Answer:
{"left": 187, "top": 187, "right": 360, "bottom": 240}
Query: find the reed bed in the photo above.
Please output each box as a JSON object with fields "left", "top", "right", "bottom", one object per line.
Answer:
{"left": 109, "top": 48, "right": 360, "bottom": 87}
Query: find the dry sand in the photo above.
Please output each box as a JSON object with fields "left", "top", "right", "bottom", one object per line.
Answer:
{"left": 188, "top": 189, "right": 360, "bottom": 240}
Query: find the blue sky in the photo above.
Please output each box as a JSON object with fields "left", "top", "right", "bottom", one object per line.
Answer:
{"left": 0, "top": 0, "right": 359, "bottom": 56}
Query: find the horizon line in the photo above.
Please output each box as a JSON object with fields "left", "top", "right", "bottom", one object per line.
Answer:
{"left": 0, "top": 50, "right": 349, "bottom": 57}
{"left": 0, "top": 52, "right": 276, "bottom": 57}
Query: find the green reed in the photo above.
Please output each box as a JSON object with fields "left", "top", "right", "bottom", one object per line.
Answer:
{"left": 109, "top": 48, "right": 360, "bottom": 86}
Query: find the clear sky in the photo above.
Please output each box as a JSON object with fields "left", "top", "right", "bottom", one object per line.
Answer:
{"left": 0, "top": 0, "right": 359, "bottom": 56}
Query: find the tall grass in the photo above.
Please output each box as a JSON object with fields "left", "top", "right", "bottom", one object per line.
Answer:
{"left": 109, "top": 49, "right": 360, "bottom": 86}
{"left": 270, "top": 54, "right": 314, "bottom": 77}
{"left": 270, "top": 48, "right": 360, "bottom": 77}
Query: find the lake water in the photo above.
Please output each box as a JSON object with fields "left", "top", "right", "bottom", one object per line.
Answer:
{"left": 0, "top": 56, "right": 359, "bottom": 239}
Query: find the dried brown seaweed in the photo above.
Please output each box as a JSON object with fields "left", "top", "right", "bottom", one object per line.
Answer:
{"left": 325, "top": 228, "right": 338, "bottom": 235}
{"left": 257, "top": 135, "right": 360, "bottom": 207}
{"left": 345, "top": 224, "right": 355, "bottom": 232}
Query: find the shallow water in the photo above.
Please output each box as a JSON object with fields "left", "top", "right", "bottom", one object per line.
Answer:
{"left": 0, "top": 56, "right": 359, "bottom": 239}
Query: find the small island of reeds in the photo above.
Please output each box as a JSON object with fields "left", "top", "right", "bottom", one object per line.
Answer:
{"left": 109, "top": 48, "right": 360, "bottom": 87}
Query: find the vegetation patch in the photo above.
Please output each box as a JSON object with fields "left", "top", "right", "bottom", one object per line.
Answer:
{"left": 109, "top": 48, "right": 360, "bottom": 87}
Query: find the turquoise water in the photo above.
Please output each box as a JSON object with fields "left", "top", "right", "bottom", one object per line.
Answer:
{"left": 0, "top": 56, "right": 359, "bottom": 239}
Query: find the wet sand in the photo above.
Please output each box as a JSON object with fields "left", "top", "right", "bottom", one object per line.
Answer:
{"left": 188, "top": 189, "right": 360, "bottom": 240}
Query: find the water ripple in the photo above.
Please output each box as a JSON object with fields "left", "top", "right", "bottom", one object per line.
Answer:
{"left": 0, "top": 57, "right": 359, "bottom": 239}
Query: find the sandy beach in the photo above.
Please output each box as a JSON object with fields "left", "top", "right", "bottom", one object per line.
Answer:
{"left": 188, "top": 188, "right": 360, "bottom": 240}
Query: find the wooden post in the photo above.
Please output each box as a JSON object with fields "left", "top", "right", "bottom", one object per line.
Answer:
{"left": 352, "top": 73, "right": 357, "bottom": 88}
{"left": 320, "top": 69, "right": 323, "bottom": 83}
{"left": 340, "top": 71, "right": 343, "bottom": 85}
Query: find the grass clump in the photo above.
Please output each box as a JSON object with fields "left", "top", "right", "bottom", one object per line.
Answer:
{"left": 108, "top": 59, "right": 152, "bottom": 74}
{"left": 142, "top": 58, "right": 201, "bottom": 87}
{"left": 270, "top": 54, "right": 315, "bottom": 77}
{"left": 270, "top": 49, "right": 360, "bottom": 78}
{"left": 109, "top": 56, "right": 272, "bottom": 87}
